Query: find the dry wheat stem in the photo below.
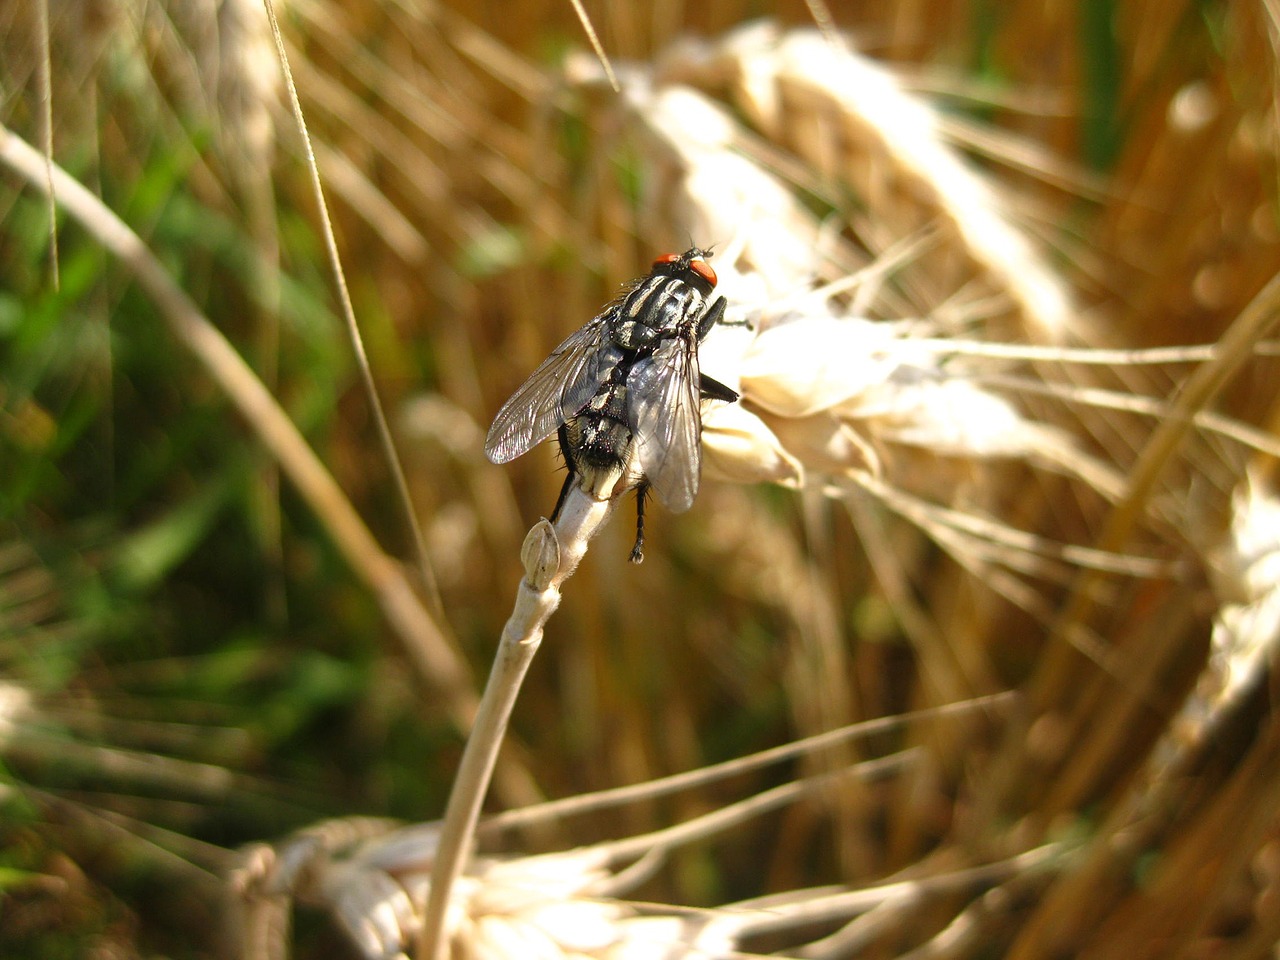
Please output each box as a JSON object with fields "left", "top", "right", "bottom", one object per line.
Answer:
{"left": 705, "top": 843, "right": 1064, "bottom": 949}
{"left": 478, "top": 691, "right": 1015, "bottom": 837}
{"left": 798, "top": 899, "right": 905, "bottom": 960}
{"left": 976, "top": 371, "right": 1280, "bottom": 463}
{"left": 593, "top": 750, "right": 916, "bottom": 870}
{"left": 850, "top": 470, "right": 1175, "bottom": 580}
{"left": 261, "top": 0, "right": 445, "bottom": 621}
{"left": 907, "top": 338, "right": 1236, "bottom": 366}
{"left": 566, "top": 0, "right": 619, "bottom": 93}
{"left": 297, "top": 696, "right": 1008, "bottom": 901}
{"left": 892, "top": 866, "right": 1057, "bottom": 960}
{"left": 266, "top": 747, "right": 990, "bottom": 958}
{"left": 419, "top": 493, "right": 617, "bottom": 960}
{"left": 0, "top": 122, "right": 485, "bottom": 753}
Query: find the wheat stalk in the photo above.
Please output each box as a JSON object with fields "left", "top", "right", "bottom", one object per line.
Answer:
{"left": 235, "top": 695, "right": 1012, "bottom": 959}
{"left": 8, "top": 3, "right": 1280, "bottom": 958}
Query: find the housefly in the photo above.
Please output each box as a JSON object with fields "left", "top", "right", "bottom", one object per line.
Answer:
{"left": 484, "top": 248, "right": 739, "bottom": 562}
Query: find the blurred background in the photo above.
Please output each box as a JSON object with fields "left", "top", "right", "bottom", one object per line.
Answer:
{"left": 3, "top": 1, "right": 1280, "bottom": 957}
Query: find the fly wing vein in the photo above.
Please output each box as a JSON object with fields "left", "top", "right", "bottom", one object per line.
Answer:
{"left": 484, "top": 314, "right": 613, "bottom": 464}
{"left": 628, "top": 333, "right": 701, "bottom": 512}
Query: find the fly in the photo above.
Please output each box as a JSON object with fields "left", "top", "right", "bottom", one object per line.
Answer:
{"left": 484, "top": 248, "right": 739, "bottom": 563}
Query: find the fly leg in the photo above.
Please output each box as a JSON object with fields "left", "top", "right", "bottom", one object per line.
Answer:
{"left": 699, "top": 294, "right": 754, "bottom": 336}
{"left": 696, "top": 295, "right": 727, "bottom": 339}
{"left": 628, "top": 482, "right": 649, "bottom": 564}
{"left": 699, "top": 373, "right": 738, "bottom": 403}
{"left": 549, "top": 424, "right": 577, "bottom": 523}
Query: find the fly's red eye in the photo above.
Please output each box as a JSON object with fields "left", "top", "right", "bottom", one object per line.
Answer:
{"left": 689, "top": 258, "right": 717, "bottom": 287}
{"left": 652, "top": 253, "right": 682, "bottom": 267}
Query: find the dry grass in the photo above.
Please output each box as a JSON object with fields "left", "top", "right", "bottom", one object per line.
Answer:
{"left": 3, "top": 1, "right": 1280, "bottom": 958}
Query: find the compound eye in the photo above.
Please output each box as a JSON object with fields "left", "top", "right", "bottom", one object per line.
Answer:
{"left": 652, "top": 253, "right": 682, "bottom": 268}
{"left": 689, "top": 258, "right": 718, "bottom": 287}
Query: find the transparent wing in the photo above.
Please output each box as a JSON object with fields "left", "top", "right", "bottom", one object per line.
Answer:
{"left": 484, "top": 314, "right": 617, "bottom": 464}
{"left": 627, "top": 333, "right": 702, "bottom": 512}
